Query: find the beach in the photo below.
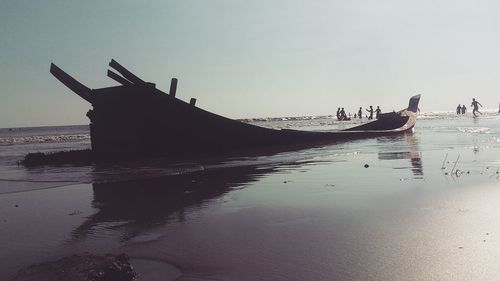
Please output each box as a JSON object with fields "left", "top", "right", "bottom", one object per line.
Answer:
{"left": 1, "top": 113, "right": 500, "bottom": 280}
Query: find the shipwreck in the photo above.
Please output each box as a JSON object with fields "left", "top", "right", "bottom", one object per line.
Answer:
{"left": 48, "top": 59, "right": 421, "bottom": 159}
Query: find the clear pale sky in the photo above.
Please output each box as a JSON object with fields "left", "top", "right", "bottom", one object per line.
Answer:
{"left": 1, "top": 0, "right": 499, "bottom": 128}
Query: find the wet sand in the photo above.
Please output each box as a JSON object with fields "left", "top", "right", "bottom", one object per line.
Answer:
{"left": 2, "top": 117, "right": 500, "bottom": 280}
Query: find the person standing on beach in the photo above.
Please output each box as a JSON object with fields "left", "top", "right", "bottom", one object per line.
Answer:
{"left": 375, "top": 106, "right": 382, "bottom": 119}
{"left": 336, "top": 108, "right": 341, "bottom": 120}
{"left": 471, "top": 98, "right": 482, "bottom": 117}
{"left": 366, "top": 106, "right": 374, "bottom": 120}
{"left": 358, "top": 107, "right": 362, "bottom": 119}
{"left": 456, "top": 104, "right": 461, "bottom": 115}
{"left": 461, "top": 105, "right": 466, "bottom": 114}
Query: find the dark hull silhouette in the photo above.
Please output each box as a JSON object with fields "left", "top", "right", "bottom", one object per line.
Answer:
{"left": 50, "top": 60, "right": 421, "bottom": 158}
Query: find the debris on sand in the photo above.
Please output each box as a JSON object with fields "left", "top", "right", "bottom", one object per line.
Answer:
{"left": 21, "top": 149, "right": 94, "bottom": 166}
{"left": 10, "top": 253, "right": 138, "bottom": 281}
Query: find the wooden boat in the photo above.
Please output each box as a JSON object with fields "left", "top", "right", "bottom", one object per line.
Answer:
{"left": 50, "top": 60, "right": 421, "bottom": 158}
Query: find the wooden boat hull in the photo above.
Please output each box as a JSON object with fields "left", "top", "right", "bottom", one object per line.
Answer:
{"left": 50, "top": 60, "right": 421, "bottom": 158}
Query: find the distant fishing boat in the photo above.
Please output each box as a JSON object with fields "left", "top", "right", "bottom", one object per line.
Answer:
{"left": 50, "top": 60, "right": 421, "bottom": 158}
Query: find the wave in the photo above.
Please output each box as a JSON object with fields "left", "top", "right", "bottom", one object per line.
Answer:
{"left": 242, "top": 111, "right": 500, "bottom": 124}
{"left": 417, "top": 110, "right": 500, "bottom": 120}
{"left": 0, "top": 134, "right": 90, "bottom": 145}
{"left": 457, "top": 127, "right": 490, "bottom": 134}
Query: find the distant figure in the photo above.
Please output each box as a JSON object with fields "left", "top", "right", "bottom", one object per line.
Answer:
{"left": 366, "top": 106, "right": 374, "bottom": 120}
{"left": 375, "top": 106, "right": 382, "bottom": 119}
{"left": 354, "top": 113, "right": 357, "bottom": 118}
{"left": 340, "top": 108, "right": 346, "bottom": 120}
{"left": 358, "top": 107, "right": 362, "bottom": 119}
{"left": 471, "top": 98, "right": 482, "bottom": 117}
{"left": 461, "top": 105, "right": 466, "bottom": 114}
{"left": 336, "top": 108, "right": 341, "bottom": 121}
{"left": 456, "top": 104, "right": 461, "bottom": 115}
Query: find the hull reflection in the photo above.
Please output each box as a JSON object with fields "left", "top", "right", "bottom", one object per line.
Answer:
{"left": 377, "top": 133, "right": 423, "bottom": 177}
{"left": 72, "top": 165, "right": 276, "bottom": 241}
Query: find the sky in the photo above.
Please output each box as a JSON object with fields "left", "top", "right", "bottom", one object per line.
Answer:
{"left": 1, "top": 0, "right": 500, "bottom": 128}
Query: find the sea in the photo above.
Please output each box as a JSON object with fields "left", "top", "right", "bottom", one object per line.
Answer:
{"left": 1, "top": 111, "right": 500, "bottom": 281}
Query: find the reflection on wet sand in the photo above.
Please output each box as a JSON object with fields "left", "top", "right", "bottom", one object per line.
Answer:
{"left": 72, "top": 134, "right": 425, "bottom": 241}
{"left": 72, "top": 165, "right": 277, "bottom": 241}
{"left": 377, "top": 133, "right": 423, "bottom": 177}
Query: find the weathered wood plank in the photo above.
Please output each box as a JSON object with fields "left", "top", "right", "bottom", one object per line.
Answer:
{"left": 50, "top": 63, "right": 92, "bottom": 103}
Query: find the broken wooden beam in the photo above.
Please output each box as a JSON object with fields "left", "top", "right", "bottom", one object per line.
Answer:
{"left": 50, "top": 63, "right": 93, "bottom": 103}
{"left": 108, "top": 59, "right": 146, "bottom": 86}
{"left": 107, "top": 70, "right": 134, "bottom": 86}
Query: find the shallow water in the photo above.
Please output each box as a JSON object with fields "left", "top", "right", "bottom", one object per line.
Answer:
{"left": 1, "top": 115, "right": 500, "bottom": 280}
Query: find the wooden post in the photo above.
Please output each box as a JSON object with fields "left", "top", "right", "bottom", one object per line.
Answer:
{"left": 169, "top": 78, "right": 178, "bottom": 97}
{"left": 190, "top": 98, "right": 196, "bottom": 106}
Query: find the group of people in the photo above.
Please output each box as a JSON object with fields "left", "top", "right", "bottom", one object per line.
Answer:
{"left": 456, "top": 98, "right": 482, "bottom": 117}
{"left": 336, "top": 106, "right": 382, "bottom": 121}
{"left": 336, "top": 108, "right": 349, "bottom": 121}
{"left": 455, "top": 104, "right": 467, "bottom": 115}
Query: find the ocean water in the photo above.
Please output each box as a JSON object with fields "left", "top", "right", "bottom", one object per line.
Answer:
{"left": 1, "top": 112, "right": 500, "bottom": 280}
